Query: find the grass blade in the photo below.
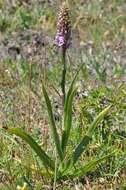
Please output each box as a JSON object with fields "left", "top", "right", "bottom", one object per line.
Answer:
{"left": 42, "top": 82, "right": 63, "bottom": 161}
{"left": 72, "top": 105, "right": 112, "bottom": 164}
{"left": 6, "top": 127, "right": 54, "bottom": 171}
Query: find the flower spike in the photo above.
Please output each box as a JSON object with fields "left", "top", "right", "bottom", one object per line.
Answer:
{"left": 55, "top": 2, "right": 71, "bottom": 49}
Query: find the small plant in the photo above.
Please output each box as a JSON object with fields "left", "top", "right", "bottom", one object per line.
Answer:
{"left": 4, "top": 1, "right": 116, "bottom": 184}
{"left": 4, "top": 83, "right": 114, "bottom": 180}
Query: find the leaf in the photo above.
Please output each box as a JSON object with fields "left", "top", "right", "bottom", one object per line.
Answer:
{"left": 68, "top": 150, "right": 117, "bottom": 177}
{"left": 42, "top": 82, "right": 63, "bottom": 161}
{"left": 6, "top": 127, "right": 54, "bottom": 171}
{"left": 61, "top": 64, "right": 84, "bottom": 154}
{"left": 61, "top": 88, "right": 77, "bottom": 154}
{"left": 87, "top": 105, "right": 112, "bottom": 136}
{"left": 72, "top": 105, "right": 112, "bottom": 164}
{"left": 64, "top": 64, "right": 83, "bottom": 113}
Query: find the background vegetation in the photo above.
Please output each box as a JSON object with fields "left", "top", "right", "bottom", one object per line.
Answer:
{"left": 0, "top": 0, "right": 126, "bottom": 189}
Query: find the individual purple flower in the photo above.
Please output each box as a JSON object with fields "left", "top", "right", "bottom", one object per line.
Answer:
{"left": 55, "top": 31, "right": 65, "bottom": 47}
{"left": 55, "top": 2, "right": 71, "bottom": 49}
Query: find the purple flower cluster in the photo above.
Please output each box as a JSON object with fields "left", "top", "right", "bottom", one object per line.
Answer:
{"left": 55, "top": 2, "right": 71, "bottom": 49}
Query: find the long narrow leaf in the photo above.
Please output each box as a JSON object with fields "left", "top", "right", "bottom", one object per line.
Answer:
{"left": 87, "top": 105, "right": 112, "bottom": 136}
{"left": 42, "top": 83, "right": 63, "bottom": 161}
{"left": 61, "top": 64, "right": 83, "bottom": 154}
{"left": 61, "top": 88, "right": 77, "bottom": 153}
{"left": 64, "top": 64, "right": 83, "bottom": 112}
{"left": 6, "top": 127, "right": 54, "bottom": 171}
{"left": 72, "top": 105, "right": 112, "bottom": 164}
{"left": 68, "top": 150, "right": 116, "bottom": 177}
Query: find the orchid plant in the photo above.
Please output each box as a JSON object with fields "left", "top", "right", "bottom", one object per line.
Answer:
{"left": 4, "top": 2, "right": 116, "bottom": 183}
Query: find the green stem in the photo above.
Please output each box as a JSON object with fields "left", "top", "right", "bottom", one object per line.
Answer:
{"left": 61, "top": 47, "right": 66, "bottom": 105}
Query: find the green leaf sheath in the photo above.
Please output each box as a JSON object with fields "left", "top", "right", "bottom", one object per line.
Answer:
{"left": 7, "top": 127, "right": 55, "bottom": 171}
{"left": 42, "top": 83, "right": 63, "bottom": 161}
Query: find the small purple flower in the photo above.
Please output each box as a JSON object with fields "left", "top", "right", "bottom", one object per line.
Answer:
{"left": 55, "top": 31, "right": 65, "bottom": 47}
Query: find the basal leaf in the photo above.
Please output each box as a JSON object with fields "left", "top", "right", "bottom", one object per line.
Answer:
{"left": 61, "top": 64, "right": 83, "bottom": 154}
{"left": 6, "top": 127, "right": 54, "bottom": 171}
{"left": 61, "top": 88, "right": 76, "bottom": 154}
{"left": 70, "top": 150, "right": 117, "bottom": 177}
{"left": 72, "top": 105, "right": 112, "bottom": 164}
{"left": 42, "top": 82, "right": 63, "bottom": 161}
